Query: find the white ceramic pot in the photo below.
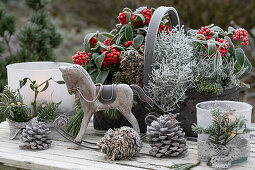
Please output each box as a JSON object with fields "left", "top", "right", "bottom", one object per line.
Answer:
{"left": 6, "top": 118, "right": 30, "bottom": 139}
{"left": 6, "top": 62, "right": 75, "bottom": 113}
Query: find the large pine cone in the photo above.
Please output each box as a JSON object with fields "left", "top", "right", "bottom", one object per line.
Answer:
{"left": 146, "top": 114, "right": 188, "bottom": 157}
{"left": 120, "top": 50, "right": 144, "bottom": 86}
{"left": 97, "top": 126, "right": 142, "bottom": 160}
{"left": 19, "top": 121, "right": 52, "bottom": 150}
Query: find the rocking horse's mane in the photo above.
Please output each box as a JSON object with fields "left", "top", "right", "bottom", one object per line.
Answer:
{"left": 70, "top": 65, "right": 94, "bottom": 87}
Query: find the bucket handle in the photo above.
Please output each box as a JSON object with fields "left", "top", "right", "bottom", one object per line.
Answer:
{"left": 143, "top": 6, "right": 180, "bottom": 87}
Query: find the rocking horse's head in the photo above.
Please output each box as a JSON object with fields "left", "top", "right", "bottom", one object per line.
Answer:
{"left": 59, "top": 65, "right": 82, "bottom": 95}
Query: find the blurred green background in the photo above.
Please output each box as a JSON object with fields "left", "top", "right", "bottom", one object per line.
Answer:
{"left": 6, "top": 0, "right": 255, "bottom": 61}
{"left": 2, "top": 0, "right": 255, "bottom": 121}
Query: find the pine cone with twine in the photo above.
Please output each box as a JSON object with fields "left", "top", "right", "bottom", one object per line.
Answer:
{"left": 120, "top": 50, "right": 144, "bottom": 86}
{"left": 146, "top": 113, "right": 188, "bottom": 157}
{"left": 97, "top": 126, "right": 142, "bottom": 160}
{"left": 19, "top": 120, "right": 52, "bottom": 150}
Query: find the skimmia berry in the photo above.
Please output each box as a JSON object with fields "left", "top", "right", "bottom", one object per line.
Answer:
{"left": 232, "top": 28, "right": 249, "bottom": 46}
{"left": 72, "top": 51, "right": 90, "bottom": 66}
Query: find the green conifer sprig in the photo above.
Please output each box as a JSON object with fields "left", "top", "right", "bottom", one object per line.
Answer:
{"left": 195, "top": 76, "right": 223, "bottom": 94}
{"left": 37, "top": 102, "right": 61, "bottom": 122}
{"left": 192, "top": 109, "right": 251, "bottom": 146}
{"left": 65, "top": 98, "right": 84, "bottom": 137}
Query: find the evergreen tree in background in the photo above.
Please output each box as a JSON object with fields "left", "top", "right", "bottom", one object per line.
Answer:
{"left": 17, "top": 0, "right": 62, "bottom": 61}
{"left": 0, "top": 0, "right": 15, "bottom": 122}
{"left": 0, "top": 0, "right": 62, "bottom": 94}
{"left": 0, "top": 1, "right": 15, "bottom": 92}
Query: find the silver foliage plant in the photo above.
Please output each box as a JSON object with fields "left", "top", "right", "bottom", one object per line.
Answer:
{"left": 145, "top": 26, "right": 195, "bottom": 113}
{"left": 192, "top": 45, "right": 249, "bottom": 89}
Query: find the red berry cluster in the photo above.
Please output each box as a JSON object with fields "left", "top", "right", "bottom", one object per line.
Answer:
{"left": 118, "top": 11, "right": 130, "bottom": 25}
{"left": 232, "top": 28, "right": 249, "bottom": 45}
{"left": 124, "top": 41, "right": 133, "bottom": 47}
{"left": 72, "top": 51, "right": 91, "bottom": 66}
{"left": 103, "top": 38, "right": 111, "bottom": 46}
{"left": 197, "top": 27, "right": 212, "bottom": 40}
{"left": 118, "top": 8, "right": 152, "bottom": 26}
{"left": 140, "top": 8, "right": 152, "bottom": 24}
{"left": 103, "top": 38, "right": 115, "bottom": 46}
{"left": 159, "top": 25, "right": 172, "bottom": 33}
{"left": 132, "top": 20, "right": 141, "bottom": 26}
{"left": 102, "top": 46, "right": 121, "bottom": 67}
{"left": 89, "top": 38, "right": 97, "bottom": 47}
{"left": 216, "top": 38, "right": 229, "bottom": 57}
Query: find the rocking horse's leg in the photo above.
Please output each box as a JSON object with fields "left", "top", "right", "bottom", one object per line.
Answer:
{"left": 119, "top": 107, "right": 140, "bottom": 134}
{"left": 74, "top": 111, "right": 93, "bottom": 143}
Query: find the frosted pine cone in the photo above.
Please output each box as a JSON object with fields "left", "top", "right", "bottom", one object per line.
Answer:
{"left": 146, "top": 113, "right": 188, "bottom": 157}
{"left": 120, "top": 50, "right": 144, "bottom": 86}
{"left": 97, "top": 126, "right": 142, "bottom": 160}
{"left": 19, "top": 120, "right": 52, "bottom": 150}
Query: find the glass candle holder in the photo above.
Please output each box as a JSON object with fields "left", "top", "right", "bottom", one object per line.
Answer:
{"left": 7, "top": 62, "right": 75, "bottom": 113}
{"left": 196, "top": 100, "right": 252, "bottom": 166}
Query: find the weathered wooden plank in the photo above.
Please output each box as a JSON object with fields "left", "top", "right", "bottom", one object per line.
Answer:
{"left": 0, "top": 138, "right": 202, "bottom": 169}
{"left": 1, "top": 137, "right": 254, "bottom": 170}
{"left": 0, "top": 152, "right": 121, "bottom": 170}
{"left": 0, "top": 139, "right": 161, "bottom": 170}
{"left": 0, "top": 145, "right": 165, "bottom": 170}
{"left": 0, "top": 121, "right": 254, "bottom": 170}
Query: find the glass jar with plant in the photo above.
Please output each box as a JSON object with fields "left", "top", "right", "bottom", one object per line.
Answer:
{"left": 192, "top": 100, "right": 252, "bottom": 169}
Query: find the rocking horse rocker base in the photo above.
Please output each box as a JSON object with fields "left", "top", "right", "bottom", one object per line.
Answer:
{"left": 54, "top": 115, "right": 99, "bottom": 149}
{"left": 59, "top": 65, "right": 154, "bottom": 143}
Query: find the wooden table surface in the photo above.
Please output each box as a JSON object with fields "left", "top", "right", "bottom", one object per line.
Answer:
{"left": 0, "top": 121, "right": 254, "bottom": 170}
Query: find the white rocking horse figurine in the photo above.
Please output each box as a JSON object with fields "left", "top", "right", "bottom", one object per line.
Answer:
{"left": 59, "top": 65, "right": 154, "bottom": 143}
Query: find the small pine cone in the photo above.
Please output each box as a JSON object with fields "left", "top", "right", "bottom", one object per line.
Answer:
{"left": 146, "top": 114, "right": 188, "bottom": 158}
{"left": 97, "top": 126, "right": 142, "bottom": 160}
{"left": 19, "top": 120, "right": 52, "bottom": 150}
{"left": 120, "top": 50, "right": 144, "bottom": 86}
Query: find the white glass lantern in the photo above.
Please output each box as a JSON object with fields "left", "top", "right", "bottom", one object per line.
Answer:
{"left": 196, "top": 100, "right": 252, "bottom": 167}
{"left": 7, "top": 62, "right": 75, "bottom": 113}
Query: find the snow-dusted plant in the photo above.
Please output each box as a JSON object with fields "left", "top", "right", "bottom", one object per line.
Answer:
{"left": 189, "top": 25, "right": 251, "bottom": 94}
{"left": 191, "top": 46, "right": 224, "bottom": 94}
{"left": 191, "top": 45, "right": 249, "bottom": 94}
{"left": 145, "top": 26, "right": 195, "bottom": 113}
